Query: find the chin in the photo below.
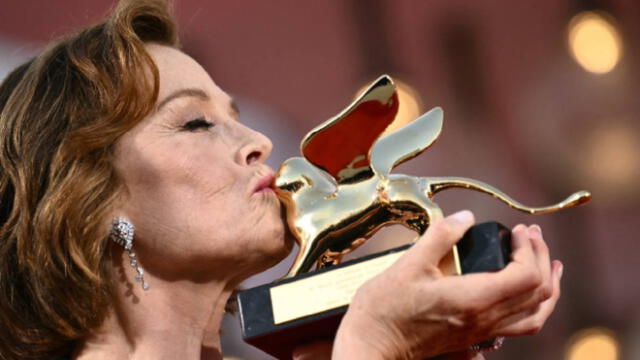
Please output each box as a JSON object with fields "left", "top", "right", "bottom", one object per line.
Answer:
{"left": 236, "top": 222, "right": 291, "bottom": 278}
{"left": 236, "top": 202, "right": 294, "bottom": 276}
{"left": 258, "top": 224, "right": 292, "bottom": 268}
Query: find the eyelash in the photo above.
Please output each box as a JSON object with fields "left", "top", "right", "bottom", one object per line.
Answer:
{"left": 182, "top": 118, "right": 214, "bottom": 132}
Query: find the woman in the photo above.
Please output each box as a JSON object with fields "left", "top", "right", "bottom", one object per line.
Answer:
{"left": 0, "top": 1, "right": 562, "bottom": 359}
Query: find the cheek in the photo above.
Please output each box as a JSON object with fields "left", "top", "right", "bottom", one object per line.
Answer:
{"left": 126, "top": 136, "right": 232, "bottom": 192}
{"left": 117, "top": 136, "right": 241, "bottom": 227}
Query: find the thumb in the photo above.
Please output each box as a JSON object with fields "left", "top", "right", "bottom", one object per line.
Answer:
{"left": 410, "top": 210, "right": 475, "bottom": 267}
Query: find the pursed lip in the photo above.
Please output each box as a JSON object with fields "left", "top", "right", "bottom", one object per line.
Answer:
{"left": 253, "top": 172, "right": 276, "bottom": 194}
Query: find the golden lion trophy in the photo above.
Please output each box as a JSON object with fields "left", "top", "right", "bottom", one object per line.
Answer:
{"left": 237, "top": 75, "right": 591, "bottom": 359}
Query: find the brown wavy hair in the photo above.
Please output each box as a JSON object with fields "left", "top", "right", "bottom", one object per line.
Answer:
{"left": 0, "top": 1, "right": 177, "bottom": 358}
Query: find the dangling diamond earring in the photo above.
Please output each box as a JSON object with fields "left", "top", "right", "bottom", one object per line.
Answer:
{"left": 110, "top": 217, "right": 149, "bottom": 291}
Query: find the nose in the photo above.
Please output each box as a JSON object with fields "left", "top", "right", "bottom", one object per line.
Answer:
{"left": 236, "top": 124, "right": 273, "bottom": 166}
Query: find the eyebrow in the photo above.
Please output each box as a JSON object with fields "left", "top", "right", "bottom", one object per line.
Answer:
{"left": 157, "top": 88, "right": 209, "bottom": 111}
{"left": 156, "top": 88, "right": 240, "bottom": 118}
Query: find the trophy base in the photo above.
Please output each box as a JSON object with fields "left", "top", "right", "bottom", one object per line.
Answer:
{"left": 237, "top": 222, "right": 511, "bottom": 359}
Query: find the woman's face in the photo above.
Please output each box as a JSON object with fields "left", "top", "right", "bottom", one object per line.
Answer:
{"left": 113, "top": 44, "right": 290, "bottom": 281}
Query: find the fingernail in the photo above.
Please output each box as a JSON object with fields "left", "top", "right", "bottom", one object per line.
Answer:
{"left": 448, "top": 210, "right": 474, "bottom": 225}
{"left": 513, "top": 224, "right": 527, "bottom": 233}
{"left": 530, "top": 224, "right": 542, "bottom": 236}
{"left": 558, "top": 263, "right": 564, "bottom": 279}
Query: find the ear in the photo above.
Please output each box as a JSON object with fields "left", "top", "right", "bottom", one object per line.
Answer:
{"left": 370, "top": 107, "right": 443, "bottom": 178}
{"left": 300, "top": 75, "right": 398, "bottom": 183}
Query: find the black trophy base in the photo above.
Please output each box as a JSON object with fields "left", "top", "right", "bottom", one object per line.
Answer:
{"left": 237, "top": 222, "right": 512, "bottom": 359}
{"left": 456, "top": 221, "right": 511, "bottom": 273}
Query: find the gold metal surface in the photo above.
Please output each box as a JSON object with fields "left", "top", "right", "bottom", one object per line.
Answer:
{"left": 275, "top": 75, "right": 592, "bottom": 278}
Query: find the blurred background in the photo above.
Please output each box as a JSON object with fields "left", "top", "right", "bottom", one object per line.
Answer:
{"left": 1, "top": 1, "right": 638, "bottom": 359}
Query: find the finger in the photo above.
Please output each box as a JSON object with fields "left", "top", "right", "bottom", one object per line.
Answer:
{"left": 484, "top": 285, "right": 544, "bottom": 325}
{"left": 529, "top": 225, "right": 552, "bottom": 303}
{"left": 491, "top": 224, "right": 542, "bottom": 299}
{"left": 432, "top": 226, "right": 544, "bottom": 326}
{"left": 493, "top": 260, "right": 563, "bottom": 337}
{"left": 484, "top": 225, "right": 554, "bottom": 319}
{"left": 509, "top": 224, "right": 537, "bottom": 268}
{"left": 452, "top": 225, "right": 541, "bottom": 306}
{"left": 407, "top": 210, "right": 475, "bottom": 268}
{"left": 497, "top": 260, "right": 562, "bottom": 336}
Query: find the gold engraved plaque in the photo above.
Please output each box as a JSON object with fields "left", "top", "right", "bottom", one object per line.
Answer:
{"left": 270, "top": 249, "right": 405, "bottom": 325}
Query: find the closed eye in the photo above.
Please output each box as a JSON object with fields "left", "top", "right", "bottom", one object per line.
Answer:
{"left": 182, "top": 118, "right": 214, "bottom": 132}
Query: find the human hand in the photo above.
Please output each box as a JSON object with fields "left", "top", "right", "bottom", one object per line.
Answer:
{"left": 332, "top": 210, "right": 563, "bottom": 359}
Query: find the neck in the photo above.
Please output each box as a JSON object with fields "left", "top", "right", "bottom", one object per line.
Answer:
{"left": 75, "top": 251, "right": 238, "bottom": 360}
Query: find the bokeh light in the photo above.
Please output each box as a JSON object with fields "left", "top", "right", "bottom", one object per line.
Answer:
{"left": 579, "top": 121, "right": 639, "bottom": 198}
{"left": 565, "top": 327, "right": 620, "bottom": 360}
{"left": 568, "top": 11, "right": 622, "bottom": 74}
